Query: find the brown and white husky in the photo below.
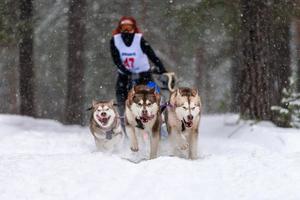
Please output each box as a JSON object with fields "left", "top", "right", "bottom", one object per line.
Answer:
{"left": 89, "top": 100, "right": 124, "bottom": 153}
{"left": 125, "top": 85, "right": 162, "bottom": 159}
{"left": 166, "top": 88, "right": 201, "bottom": 159}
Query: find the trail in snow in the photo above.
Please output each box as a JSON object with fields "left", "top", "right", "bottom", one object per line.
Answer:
{"left": 0, "top": 114, "right": 300, "bottom": 200}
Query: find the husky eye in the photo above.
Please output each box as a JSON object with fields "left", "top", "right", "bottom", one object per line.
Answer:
{"left": 137, "top": 103, "right": 143, "bottom": 107}
{"left": 191, "top": 107, "right": 196, "bottom": 110}
{"left": 182, "top": 106, "right": 188, "bottom": 110}
{"left": 147, "top": 102, "right": 152, "bottom": 106}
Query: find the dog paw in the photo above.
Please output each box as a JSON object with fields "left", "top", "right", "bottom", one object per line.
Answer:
{"left": 130, "top": 144, "right": 139, "bottom": 152}
{"left": 179, "top": 143, "right": 189, "bottom": 150}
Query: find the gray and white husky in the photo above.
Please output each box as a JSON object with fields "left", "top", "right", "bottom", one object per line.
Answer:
{"left": 166, "top": 88, "right": 201, "bottom": 159}
{"left": 125, "top": 85, "right": 162, "bottom": 159}
{"left": 89, "top": 100, "right": 124, "bottom": 153}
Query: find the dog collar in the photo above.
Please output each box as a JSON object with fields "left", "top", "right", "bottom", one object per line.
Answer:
{"left": 105, "top": 130, "right": 114, "bottom": 140}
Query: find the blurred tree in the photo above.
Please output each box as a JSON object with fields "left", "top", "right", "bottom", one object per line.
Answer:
{"left": 296, "top": 19, "right": 300, "bottom": 92}
{"left": 0, "top": 1, "right": 18, "bottom": 44}
{"left": 239, "top": 0, "right": 274, "bottom": 120}
{"left": 0, "top": 0, "right": 19, "bottom": 114}
{"left": 175, "top": 0, "right": 240, "bottom": 112}
{"left": 291, "top": 1, "right": 300, "bottom": 92}
{"left": 65, "top": 0, "right": 86, "bottom": 125}
{"left": 19, "top": 0, "right": 35, "bottom": 116}
{"left": 270, "top": 1, "right": 293, "bottom": 107}
{"left": 239, "top": 0, "right": 293, "bottom": 121}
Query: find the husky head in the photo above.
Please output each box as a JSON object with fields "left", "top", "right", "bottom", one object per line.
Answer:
{"left": 127, "top": 85, "right": 160, "bottom": 123}
{"left": 91, "top": 100, "right": 117, "bottom": 128}
{"left": 170, "top": 88, "right": 201, "bottom": 128}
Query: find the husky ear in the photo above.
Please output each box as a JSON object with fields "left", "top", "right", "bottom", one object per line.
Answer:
{"left": 149, "top": 87, "right": 155, "bottom": 94}
{"left": 108, "top": 99, "right": 114, "bottom": 106}
{"left": 191, "top": 88, "right": 198, "bottom": 97}
{"left": 133, "top": 85, "right": 138, "bottom": 93}
{"left": 92, "top": 100, "right": 98, "bottom": 107}
{"left": 169, "top": 89, "right": 178, "bottom": 105}
{"left": 127, "top": 88, "right": 135, "bottom": 103}
{"left": 155, "top": 92, "right": 161, "bottom": 103}
{"left": 86, "top": 106, "right": 93, "bottom": 111}
{"left": 113, "top": 100, "right": 118, "bottom": 106}
{"left": 175, "top": 88, "right": 180, "bottom": 96}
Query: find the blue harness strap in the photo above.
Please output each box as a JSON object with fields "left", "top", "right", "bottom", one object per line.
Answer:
{"left": 146, "top": 81, "right": 160, "bottom": 94}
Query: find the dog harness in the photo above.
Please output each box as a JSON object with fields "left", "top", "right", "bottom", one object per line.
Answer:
{"left": 114, "top": 33, "right": 150, "bottom": 73}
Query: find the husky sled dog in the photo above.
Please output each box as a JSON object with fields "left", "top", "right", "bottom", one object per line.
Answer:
{"left": 167, "top": 88, "right": 201, "bottom": 159}
{"left": 89, "top": 100, "right": 124, "bottom": 152}
{"left": 125, "top": 85, "right": 161, "bottom": 159}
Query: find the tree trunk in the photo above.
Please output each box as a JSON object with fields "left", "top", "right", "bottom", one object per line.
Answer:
{"left": 239, "top": 0, "right": 274, "bottom": 120}
{"left": 19, "top": 0, "right": 35, "bottom": 116}
{"left": 239, "top": 0, "right": 291, "bottom": 121}
{"left": 65, "top": 0, "right": 86, "bottom": 125}
{"left": 296, "top": 19, "right": 300, "bottom": 92}
{"left": 195, "top": 47, "right": 211, "bottom": 112}
{"left": 195, "top": 47, "right": 205, "bottom": 91}
{"left": 141, "top": 0, "right": 147, "bottom": 26}
{"left": 8, "top": 46, "right": 19, "bottom": 114}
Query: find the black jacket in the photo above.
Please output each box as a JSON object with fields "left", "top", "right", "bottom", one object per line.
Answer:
{"left": 110, "top": 33, "right": 167, "bottom": 75}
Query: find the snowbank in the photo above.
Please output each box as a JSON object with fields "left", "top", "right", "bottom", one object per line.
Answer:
{"left": 0, "top": 114, "right": 300, "bottom": 200}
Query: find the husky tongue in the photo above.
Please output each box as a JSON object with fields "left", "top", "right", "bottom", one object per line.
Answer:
{"left": 140, "top": 114, "right": 154, "bottom": 123}
{"left": 183, "top": 118, "right": 193, "bottom": 128}
{"left": 97, "top": 116, "right": 110, "bottom": 125}
{"left": 186, "top": 121, "right": 193, "bottom": 127}
{"left": 140, "top": 116, "right": 148, "bottom": 123}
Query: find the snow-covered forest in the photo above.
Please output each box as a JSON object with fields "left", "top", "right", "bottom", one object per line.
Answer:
{"left": 1, "top": 0, "right": 300, "bottom": 199}
{"left": 1, "top": 0, "right": 298, "bottom": 125}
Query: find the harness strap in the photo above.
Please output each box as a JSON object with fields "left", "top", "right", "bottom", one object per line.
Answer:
{"left": 160, "top": 102, "right": 174, "bottom": 113}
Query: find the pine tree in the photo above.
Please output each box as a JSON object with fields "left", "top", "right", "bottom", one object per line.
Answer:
{"left": 271, "top": 78, "right": 300, "bottom": 128}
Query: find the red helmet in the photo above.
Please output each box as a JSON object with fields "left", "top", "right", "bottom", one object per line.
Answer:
{"left": 112, "top": 16, "right": 141, "bottom": 35}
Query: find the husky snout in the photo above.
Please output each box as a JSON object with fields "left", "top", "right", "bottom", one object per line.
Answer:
{"left": 100, "top": 112, "right": 107, "bottom": 117}
{"left": 142, "top": 109, "right": 148, "bottom": 116}
{"left": 187, "top": 114, "right": 193, "bottom": 121}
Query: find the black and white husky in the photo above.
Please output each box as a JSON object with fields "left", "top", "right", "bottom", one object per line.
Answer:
{"left": 125, "top": 85, "right": 162, "bottom": 159}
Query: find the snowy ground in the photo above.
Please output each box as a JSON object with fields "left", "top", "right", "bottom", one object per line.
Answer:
{"left": 0, "top": 114, "right": 300, "bottom": 200}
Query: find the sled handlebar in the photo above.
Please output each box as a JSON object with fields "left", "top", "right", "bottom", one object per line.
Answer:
{"left": 163, "top": 72, "right": 176, "bottom": 92}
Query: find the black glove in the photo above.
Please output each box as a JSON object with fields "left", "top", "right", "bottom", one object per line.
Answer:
{"left": 117, "top": 64, "right": 132, "bottom": 75}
